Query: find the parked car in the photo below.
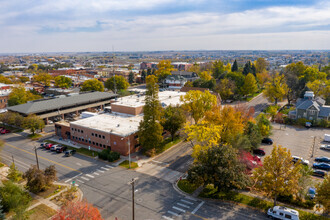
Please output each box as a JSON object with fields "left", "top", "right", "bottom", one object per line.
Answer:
{"left": 0, "top": 129, "right": 10, "bottom": 134}
{"left": 261, "top": 137, "right": 273, "bottom": 145}
{"left": 50, "top": 145, "right": 61, "bottom": 151}
{"left": 253, "top": 148, "right": 265, "bottom": 156}
{"left": 313, "top": 163, "right": 330, "bottom": 171}
{"left": 56, "top": 146, "right": 68, "bottom": 153}
{"left": 45, "top": 143, "right": 53, "bottom": 150}
{"left": 40, "top": 142, "right": 48, "bottom": 148}
{"left": 292, "top": 156, "right": 309, "bottom": 166}
{"left": 307, "top": 187, "right": 316, "bottom": 199}
{"left": 267, "top": 206, "right": 299, "bottom": 220}
{"left": 320, "top": 144, "right": 330, "bottom": 151}
{"left": 312, "top": 169, "right": 327, "bottom": 177}
{"left": 315, "top": 156, "right": 330, "bottom": 164}
{"left": 65, "top": 149, "right": 76, "bottom": 157}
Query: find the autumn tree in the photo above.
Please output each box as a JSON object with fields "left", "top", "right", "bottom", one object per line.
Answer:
{"left": 161, "top": 105, "right": 186, "bottom": 141}
{"left": 255, "top": 58, "right": 268, "bottom": 73}
{"left": 0, "top": 75, "right": 13, "bottom": 84}
{"left": 187, "top": 144, "right": 250, "bottom": 191}
{"left": 180, "top": 90, "right": 217, "bottom": 124}
{"left": 198, "top": 71, "right": 212, "bottom": 81}
{"left": 212, "top": 60, "right": 226, "bottom": 79}
{"left": 264, "top": 73, "right": 288, "bottom": 105}
{"left": 244, "top": 121, "right": 262, "bottom": 150}
{"left": 24, "top": 165, "right": 57, "bottom": 193}
{"left": 231, "top": 59, "right": 238, "bottom": 72}
{"left": 252, "top": 145, "right": 302, "bottom": 206}
{"left": 7, "top": 163, "right": 22, "bottom": 182}
{"left": 155, "top": 60, "right": 175, "bottom": 83}
{"left": 105, "top": 75, "right": 129, "bottom": 92}
{"left": 54, "top": 75, "right": 72, "bottom": 88}
{"left": 315, "top": 174, "right": 330, "bottom": 214}
{"left": 23, "top": 114, "right": 45, "bottom": 135}
{"left": 188, "top": 63, "right": 201, "bottom": 74}
{"left": 8, "top": 86, "right": 42, "bottom": 106}
{"left": 242, "top": 73, "right": 258, "bottom": 96}
{"left": 81, "top": 79, "right": 104, "bottom": 92}
{"left": 138, "top": 75, "right": 163, "bottom": 156}
{"left": 52, "top": 200, "right": 103, "bottom": 220}
{"left": 215, "top": 78, "right": 236, "bottom": 101}
{"left": 256, "top": 71, "right": 270, "bottom": 88}
{"left": 256, "top": 113, "right": 272, "bottom": 137}
{"left": 33, "top": 73, "right": 52, "bottom": 86}
{"left": 306, "top": 79, "right": 330, "bottom": 98}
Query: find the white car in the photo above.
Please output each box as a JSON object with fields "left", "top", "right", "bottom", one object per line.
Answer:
{"left": 50, "top": 144, "right": 60, "bottom": 151}
{"left": 320, "top": 144, "right": 330, "bottom": 151}
{"left": 292, "top": 156, "right": 309, "bottom": 166}
{"left": 267, "top": 206, "right": 299, "bottom": 220}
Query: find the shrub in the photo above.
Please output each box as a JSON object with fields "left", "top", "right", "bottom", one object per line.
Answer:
{"left": 284, "top": 117, "right": 295, "bottom": 125}
{"left": 107, "top": 151, "right": 120, "bottom": 162}
{"left": 98, "top": 149, "right": 110, "bottom": 160}
{"left": 297, "top": 118, "right": 309, "bottom": 126}
{"left": 24, "top": 165, "right": 57, "bottom": 193}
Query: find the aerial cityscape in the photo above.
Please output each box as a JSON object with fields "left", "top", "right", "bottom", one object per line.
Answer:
{"left": 0, "top": 1, "right": 329, "bottom": 220}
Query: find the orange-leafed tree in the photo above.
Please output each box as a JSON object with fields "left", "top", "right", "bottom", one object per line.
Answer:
{"left": 52, "top": 200, "right": 103, "bottom": 220}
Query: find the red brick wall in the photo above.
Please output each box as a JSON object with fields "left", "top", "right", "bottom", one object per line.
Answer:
{"left": 111, "top": 104, "right": 143, "bottom": 115}
{"left": 0, "top": 95, "right": 8, "bottom": 109}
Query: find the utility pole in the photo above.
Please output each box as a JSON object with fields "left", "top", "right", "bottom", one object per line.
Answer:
{"left": 34, "top": 146, "right": 40, "bottom": 170}
{"left": 128, "top": 138, "right": 131, "bottom": 169}
{"left": 128, "top": 178, "right": 138, "bottom": 220}
{"left": 12, "top": 155, "right": 14, "bottom": 164}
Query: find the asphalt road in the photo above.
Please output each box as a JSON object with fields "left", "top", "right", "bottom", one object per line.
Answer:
{"left": 0, "top": 133, "right": 268, "bottom": 220}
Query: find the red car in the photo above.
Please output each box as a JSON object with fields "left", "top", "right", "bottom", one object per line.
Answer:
{"left": 0, "top": 129, "right": 10, "bottom": 134}
{"left": 45, "top": 143, "right": 53, "bottom": 150}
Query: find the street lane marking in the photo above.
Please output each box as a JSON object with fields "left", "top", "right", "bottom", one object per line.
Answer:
{"left": 77, "top": 179, "right": 84, "bottom": 183}
{"left": 167, "top": 211, "right": 179, "bottom": 216}
{"left": 180, "top": 199, "right": 193, "bottom": 205}
{"left": 101, "top": 167, "right": 109, "bottom": 170}
{"left": 76, "top": 163, "right": 82, "bottom": 166}
{"left": 105, "top": 165, "right": 114, "bottom": 168}
{"left": 4, "top": 142, "right": 82, "bottom": 173}
{"left": 80, "top": 176, "right": 89, "bottom": 181}
{"left": 64, "top": 173, "right": 83, "bottom": 183}
{"left": 1, "top": 153, "right": 30, "bottom": 167}
{"left": 85, "top": 174, "right": 94, "bottom": 178}
{"left": 185, "top": 197, "right": 197, "bottom": 201}
{"left": 93, "top": 172, "right": 100, "bottom": 175}
{"left": 191, "top": 201, "right": 204, "bottom": 214}
{"left": 177, "top": 203, "right": 190, "bottom": 209}
{"left": 172, "top": 206, "right": 186, "bottom": 213}
{"left": 97, "top": 169, "right": 105, "bottom": 173}
{"left": 162, "top": 216, "right": 173, "bottom": 220}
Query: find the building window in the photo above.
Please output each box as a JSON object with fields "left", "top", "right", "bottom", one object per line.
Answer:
{"left": 309, "top": 110, "right": 316, "bottom": 115}
{"left": 85, "top": 139, "right": 88, "bottom": 143}
{"left": 75, "top": 128, "right": 77, "bottom": 131}
{"left": 71, "top": 128, "right": 74, "bottom": 131}
{"left": 96, "top": 143, "right": 99, "bottom": 146}
{"left": 99, "top": 134, "right": 101, "bottom": 138}
{"left": 102, "top": 135, "right": 105, "bottom": 139}
{"left": 89, "top": 140, "right": 91, "bottom": 144}
{"left": 79, "top": 138, "right": 81, "bottom": 141}
{"left": 92, "top": 142, "right": 95, "bottom": 145}
{"left": 82, "top": 138, "right": 84, "bottom": 142}
{"left": 92, "top": 133, "right": 94, "bottom": 136}
{"left": 78, "top": 129, "right": 80, "bottom": 132}
{"left": 81, "top": 130, "right": 83, "bottom": 133}
{"left": 72, "top": 136, "right": 74, "bottom": 139}
{"left": 134, "top": 135, "right": 138, "bottom": 139}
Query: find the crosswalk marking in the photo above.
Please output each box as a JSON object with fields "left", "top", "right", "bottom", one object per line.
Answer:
{"left": 172, "top": 206, "right": 186, "bottom": 213}
{"left": 93, "top": 172, "right": 100, "bottom": 175}
{"left": 77, "top": 179, "right": 84, "bottom": 183}
{"left": 97, "top": 169, "right": 105, "bottom": 173}
{"left": 180, "top": 199, "right": 193, "bottom": 205}
{"left": 167, "top": 211, "right": 179, "bottom": 216}
{"left": 192, "top": 201, "right": 204, "bottom": 214}
{"left": 162, "top": 216, "right": 174, "bottom": 220}
{"left": 81, "top": 176, "right": 89, "bottom": 181}
{"left": 101, "top": 167, "right": 109, "bottom": 171}
{"left": 177, "top": 203, "right": 190, "bottom": 209}
{"left": 105, "top": 165, "right": 114, "bottom": 168}
{"left": 86, "top": 174, "right": 94, "bottom": 178}
{"left": 185, "top": 197, "right": 197, "bottom": 202}
{"left": 64, "top": 173, "right": 83, "bottom": 183}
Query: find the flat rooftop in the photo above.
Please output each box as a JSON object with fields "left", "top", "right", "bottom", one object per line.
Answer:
{"left": 70, "top": 113, "right": 143, "bottom": 136}
{"left": 112, "top": 90, "right": 186, "bottom": 109}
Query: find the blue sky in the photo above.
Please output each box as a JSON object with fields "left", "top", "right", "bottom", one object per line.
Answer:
{"left": 0, "top": 0, "right": 329, "bottom": 52}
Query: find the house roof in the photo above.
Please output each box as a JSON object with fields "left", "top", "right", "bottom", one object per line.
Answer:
{"left": 315, "top": 97, "right": 326, "bottom": 106}
{"left": 296, "top": 100, "right": 314, "bottom": 110}
{"left": 7, "top": 92, "right": 117, "bottom": 115}
{"left": 319, "top": 106, "right": 330, "bottom": 118}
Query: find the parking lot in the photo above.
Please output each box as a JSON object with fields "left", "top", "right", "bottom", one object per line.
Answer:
{"left": 262, "top": 123, "right": 330, "bottom": 166}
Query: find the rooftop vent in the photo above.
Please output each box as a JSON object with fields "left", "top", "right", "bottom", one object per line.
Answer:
{"left": 117, "top": 124, "right": 120, "bottom": 127}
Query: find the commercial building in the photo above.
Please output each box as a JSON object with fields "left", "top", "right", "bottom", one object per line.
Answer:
{"left": 8, "top": 91, "right": 118, "bottom": 124}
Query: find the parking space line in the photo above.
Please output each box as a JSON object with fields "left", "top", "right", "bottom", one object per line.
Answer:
{"left": 162, "top": 215, "right": 174, "bottom": 220}
{"left": 180, "top": 199, "right": 193, "bottom": 205}
{"left": 167, "top": 211, "right": 179, "bottom": 216}
{"left": 177, "top": 203, "right": 190, "bottom": 209}
{"left": 172, "top": 206, "right": 186, "bottom": 213}
{"left": 81, "top": 176, "right": 89, "bottom": 181}
{"left": 192, "top": 201, "right": 204, "bottom": 214}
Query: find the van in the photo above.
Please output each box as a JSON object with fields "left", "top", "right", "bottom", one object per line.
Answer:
{"left": 267, "top": 206, "right": 299, "bottom": 220}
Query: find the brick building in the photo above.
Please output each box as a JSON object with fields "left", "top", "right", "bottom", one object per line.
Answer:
{"left": 0, "top": 83, "right": 12, "bottom": 109}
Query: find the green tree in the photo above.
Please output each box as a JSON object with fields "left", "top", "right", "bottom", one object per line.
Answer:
{"left": 315, "top": 174, "right": 330, "bottom": 214}
{"left": 180, "top": 90, "right": 217, "bottom": 124}
{"left": 138, "top": 75, "right": 163, "bottom": 156}
{"left": 18, "top": 76, "right": 29, "bottom": 83}
{"left": 242, "top": 73, "right": 258, "bottom": 96}
{"left": 231, "top": 59, "right": 238, "bottom": 72}
{"left": 0, "top": 181, "right": 31, "bottom": 218}
{"left": 141, "top": 70, "right": 146, "bottom": 83}
{"left": 187, "top": 144, "right": 250, "bottom": 191}
{"left": 155, "top": 60, "right": 175, "bottom": 82}
{"left": 54, "top": 75, "right": 72, "bottom": 88}
{"left": 252, "top": 145, "right": 302, "bottom": 206}
{"left": 226, "top": 71, "right": 246, "bottom": 96}
{"left": 256, "top": 113, "right": 272, "bottom": 137}
{"left": 8, "top": 86, "right": 42, "bottom": 106}
{"left": 23, "top": 114, "right": 45, "bottom": 135}
{"left": 242, "top": 61, "right": 252, "bottom": 75}
{"left": 161, "top": 105, "right": 186, "bottom": 141}
{"left": 105, "top": 76, "right": 129, "bottom": 92}
{"left": 215, "top": 78, "right": 236, "bottom": 101}
{"left": 244, "top": 121, "right": 262, "bottom": 150}
{"left": 33, "top": 73, "right": 52, "bottom": 86}
{"left": 212, "top": 60, "right": 226, "bottom": 79}
{"left": 264, "top": 73, "right": 288, "bottom": 105}
{"left": 128, "top": 71, "right": 135, "bottom": 84}
{"left": 7, "top": 163, "right": 22, "bottom": 182}
{"left": 255, "top": 58, "right": 268, "bottom": 73}
{"left": 81, "top": 79, "right": 104, "bottom": 92}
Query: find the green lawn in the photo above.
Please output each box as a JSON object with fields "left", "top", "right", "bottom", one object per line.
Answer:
{"left": 177, "top": 179, "right": 200, "bottom": 194}
{"left": 119, "top": 160, "right": 138, "bottom": 169}
{"left": 28, "top": 133, "right": 42, "bottom": 140}
{"left": 199, "top": 185, "right": 327, "bottom": 220}
{"left": 28, "top": 204, "right": 57, "bottom": 220}
{"left": 156, "top": 136, "right": 181, "bottom": 154}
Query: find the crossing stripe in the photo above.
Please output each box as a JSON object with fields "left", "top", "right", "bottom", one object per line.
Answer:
{"left": 177, "top": 203, "right": 190, "bottom": 209}
{"left": 97, "top": 169, "right": 105, "bottom": 173}
{"left": 93, "top": 172, "right": 100, "bottom": 175}
{"left": 185, "top": 197, "right": 197, "bottom": 202}
{"left": 77, "top": 179, "right": 84, "bottom": 183}
{"left": 64, "top": 173, "right": 83, "bottom": 183}
{"left": 81, "top": 176, "right": 89, "bottom": 181}
{"left": 101, "top": 167, "right": 109, "bottom": 171}
{"left": 162, "top": 216, "right": 174, "bottom": 220}
{"left": 172, "top": 206, "right": 186, "bottom": 213}
{"left": 192, "top": 201, "right": 204, "bottom": 214}
{"left": 167, "top": 211, "right": 179, "bottom": 216}
{"left": 86, "top": 174, "right": 94, "bottom": 178}
{"left": 180, "top": 199, "right": 193, "bottom": 205}
{"left": 105, "top": 165, "right": 114, "bottom": 168}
